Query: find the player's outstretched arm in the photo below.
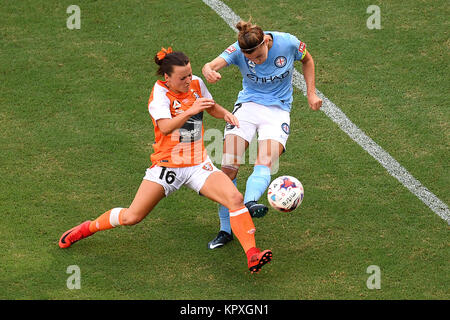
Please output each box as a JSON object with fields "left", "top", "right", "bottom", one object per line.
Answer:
{"left": 202, "top": 57, "right": 228, "bottom": 84}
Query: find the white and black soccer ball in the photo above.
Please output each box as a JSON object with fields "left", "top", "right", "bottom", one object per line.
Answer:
{"left": 267, "top": 176, "right": 304, "bottom": 212}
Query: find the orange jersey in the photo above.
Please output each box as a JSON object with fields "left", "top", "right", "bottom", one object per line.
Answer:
{"left": 148, "top": 75, "right": 212, "bottom": 168}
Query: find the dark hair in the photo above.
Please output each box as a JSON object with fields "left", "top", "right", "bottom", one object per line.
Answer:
{"left": 236, "top": 20, "right": 264, "bottom": 54}
{"left": 154, "top": 51, "right": 190, "bottom": 76}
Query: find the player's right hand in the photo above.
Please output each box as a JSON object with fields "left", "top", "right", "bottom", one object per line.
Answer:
{"left": 202, "top": 65, "right": 222, "bottom": 83}
{"left": 191, "top": 98, "right": 215, "bottom": 113}
{"left": 206, "top": 70, "right": 222, "bottom": 83}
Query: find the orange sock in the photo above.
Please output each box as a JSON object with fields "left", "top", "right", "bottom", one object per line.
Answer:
{"left": 229, "top": 206, "right": 256, "bottom": 253}
{"left": 89, "top": 207, "right": 126, "bottom": 233}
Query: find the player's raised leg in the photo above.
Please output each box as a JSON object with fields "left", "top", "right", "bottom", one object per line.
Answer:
{"left": 59, "top": 180, "right": 165, "bottom": 248}
{"left": 244, "top": 139, "right": 284, "bottom": 217}
{"left": 200, "top": 170, "right": 272, "bottom": 273}
{"left": 209, "top": 134, "right": 249, "bottom": 249}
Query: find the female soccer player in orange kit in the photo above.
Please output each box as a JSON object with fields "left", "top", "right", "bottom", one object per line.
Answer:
{"left": 58, "top": 47, "right": 272, "bottom": 273}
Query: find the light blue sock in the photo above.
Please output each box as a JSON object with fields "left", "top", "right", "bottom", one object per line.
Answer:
{"left": 244, "top": 165, "right": 271, "bottom": 204}
{"left": 218, "top": 178, "right": 236, "bottom": 234}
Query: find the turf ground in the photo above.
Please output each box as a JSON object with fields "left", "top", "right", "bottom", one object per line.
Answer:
{"left": 0, "top": 0, "right": 448, "bottom": 300}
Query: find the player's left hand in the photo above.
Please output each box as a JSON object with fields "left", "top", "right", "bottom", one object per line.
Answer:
{"left": 308, "top": 93, "right": 323, "bottom": 111}
{"left": 224, "top": 112, "right": 240, "bottom": 128}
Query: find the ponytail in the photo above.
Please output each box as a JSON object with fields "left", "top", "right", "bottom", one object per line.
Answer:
{"left": 236, "top": 20, "right": 264, "bottom": 53}
{"left": 154, "top": 47, "right": 190, "bottom": 76}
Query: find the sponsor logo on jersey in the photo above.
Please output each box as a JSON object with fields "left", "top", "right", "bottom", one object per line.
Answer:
{"left": 173, "top": 100, "right": 183, "bottom": 115}
{"left": 225, "top": 45, "right": 236, "bottom": 54}
{"left": 173, "top": 100, "right": 181, "bottom": 109}
{"left": 298, "top": 41, "right": 306, "bottom": 54}
{"left": 274, "top": 56, "right": 287, "bottom": 68}
{"left": 179, "top": 112, "right": 203, "bottom": 143}
{"left": 246, "top": 70, "right": 290, "bottom": 83}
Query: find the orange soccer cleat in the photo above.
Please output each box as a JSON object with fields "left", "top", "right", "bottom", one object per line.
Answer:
{"left": 59, "top": 221, "right": 93, "bottom": 248}
{"left": 246, "top": 247, "right": 272, "bottom": 274}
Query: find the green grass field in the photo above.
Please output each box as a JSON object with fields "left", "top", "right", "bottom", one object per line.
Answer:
{"left": 1, "top": 0, "right": 448, "bottom": 300}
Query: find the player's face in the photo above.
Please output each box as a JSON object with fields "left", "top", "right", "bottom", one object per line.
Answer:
{"left": 165, "top": 63, "right": 193, "bottom": 93}
{"left": 243, "top": 40, "right": 269, "bottom": 65}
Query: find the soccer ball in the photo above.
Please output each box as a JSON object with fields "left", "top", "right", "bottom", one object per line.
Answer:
{"left": 267, "top": 176, "right": 304, "bottom": 212}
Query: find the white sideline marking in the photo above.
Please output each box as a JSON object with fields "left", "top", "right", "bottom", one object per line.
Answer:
{"left": 202, "top": 0, "right": 450, "bottom": 224}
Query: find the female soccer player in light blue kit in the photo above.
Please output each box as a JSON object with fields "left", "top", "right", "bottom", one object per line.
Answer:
{"left": 202, "top": 20, "right": 322, "bottom": 249}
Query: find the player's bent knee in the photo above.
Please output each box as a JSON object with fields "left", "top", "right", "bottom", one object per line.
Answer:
{"left": 226, "top": 190, "right": 244, "bottom": 211}
{"left": 120, "top": 210, "right": 146, "bottom": 226}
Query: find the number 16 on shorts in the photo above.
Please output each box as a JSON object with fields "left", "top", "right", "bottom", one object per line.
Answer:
{"left": 159, "top": 167, "right": 176, "bottom": 184}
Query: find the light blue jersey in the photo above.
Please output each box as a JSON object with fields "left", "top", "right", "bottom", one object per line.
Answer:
{"left": 219, "top": 31, "right": 307, "bottom": 112}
